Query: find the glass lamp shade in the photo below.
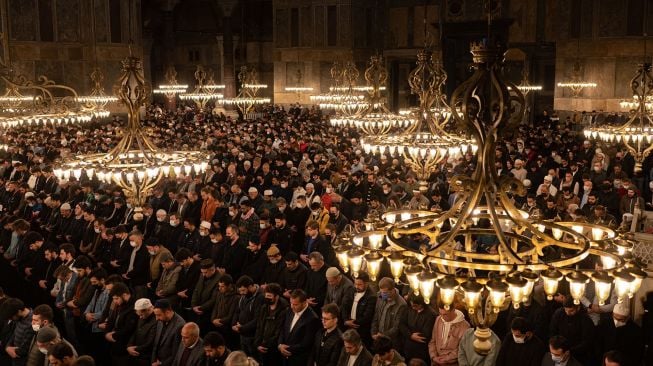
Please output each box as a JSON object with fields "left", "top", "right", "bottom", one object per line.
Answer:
{"left": 506, "top": 274, "right": 528, "bottom": 309}
{"left": 436, "top": 276, "right": 459, "bottom": 309}
{"left": 388, "top": 251, "right": 406, "bottom": 283}
{"left": 566, "top": 271, "right": 590, "bottom": 305}
{"left": 335, "top": 245, "right": 351, "bottom": 273}
{"left": 520, "top": 269, "right": 539, "bottom": 300}
{"left": 541, "top": 268, "right": 564, "bottom": 300}
{"left": 485, "top": 278, "right": 509, "bottom": 311}
{"left": 364, "top": 252, "right": 383, "bottom": 281}
{"left": 460, "top": 278, "right": 484, "bottom": 313}
{"left": 404, "top": 265, "right": 424, "bottom": 295}
{"left": 591, "top": 272, "right": 614, "bottom": 306}
{"left": 613, "top": 269, "right": 635, "bottom": 302}
{"left": 417, "top": 270, "right": 438, "bottom": 304}
{"left": 347, "top": 247, "right": 366, "bottom": 278}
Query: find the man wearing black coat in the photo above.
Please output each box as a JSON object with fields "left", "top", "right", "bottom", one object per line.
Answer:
{"left": 254, "top": 283, "right": 288, "bottom": 366}
{"left": 232, "top": 276, "right": 264, "bottom": 356}
{"left": 105, "top": 283, "right": 139, "bottom": 365}
{"left": 597, "top": 301, "right": 645, "bottom": 366}
{"left": 174, "top": 248, "right": 201, "bottom": 311}
{"left": 219, "top": 225, "right": 247, "bottom": 280}
{"left": 268, "top": 213, "right": 293, "bottom": 254}
{"left": 127, "top": 298, "right": 158, "bottom": 365}
{"left": 241, "top": 238, "right": 268, "bottom": 284}
{"left": 305, "top": 252, "right": 328, "bottom": 310}
{"left": 549, "top": 299, "right": 594, "bottom": 365}
{"left": 342, "top": 273, "right": 377, "bottom": 348}
{"left": 278, "top": 289, "right": 320, "bottom": 366}
{"left": 151, "top": 299, "right": 186, "bottom": 366}
{"left": 279, "top": 252, "right": 307, "bottom": 299}
{"left": 123, "top": 230, "right": 150, "bottom": 299}
{"left": 309, "top": 303, "right": 343, "bottom": 366}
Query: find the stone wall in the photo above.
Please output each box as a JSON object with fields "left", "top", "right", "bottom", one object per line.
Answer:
{"left": 2, "top": 0, "right": 142, "bottom": 106}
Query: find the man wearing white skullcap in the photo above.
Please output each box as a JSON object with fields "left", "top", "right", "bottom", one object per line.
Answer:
{"left": 597, "top": 300, "right": 644, "bottom": 366}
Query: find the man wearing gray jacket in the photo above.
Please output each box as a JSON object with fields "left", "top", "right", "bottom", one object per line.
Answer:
{"left": 371, "top": 277, "right": 407, "bottom": 352}
{"left": 152, "top": 300, "right": 186, "bottom": 366}
{"left": 172, "top": 323, "right": 204, "bottom": 366}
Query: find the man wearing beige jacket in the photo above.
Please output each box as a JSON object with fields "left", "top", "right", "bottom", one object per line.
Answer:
{"left": 428, "top": 302, "right": 470, "bottom": 366}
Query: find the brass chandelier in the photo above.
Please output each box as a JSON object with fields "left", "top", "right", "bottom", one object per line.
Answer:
{"left": 557, "top": 39, "right": 597, "bottom": 97}
{"left": 153, "top": 65, "right": 188, "bottom": 102}
{"left": 317, "top": 61, "right": 368, "bottom": 117}
{"left": 222, "top": 65, "right": 270, "bottom": 117}
{"left": 179, "top": 65, "right": 223, "bottom": 109}
{"left": 336, "top": 40, "right": 646, "bottom": 354}
{"left": 361, "top": 47, "right": 476, "bottom": 186}
{"left": 284, "top": 68, "right": 314, "bottom": 101}
{"left": 75, "top": 67, "right": 119, "bottom": 119}
{"left": 55, "top": 53, "right": 209, "bottom": 208}
{"left": 585, "top": 62, "right": 653, "bottom": 173}
{"left": 330, "top": 55, "right": 416, "bottom": 135}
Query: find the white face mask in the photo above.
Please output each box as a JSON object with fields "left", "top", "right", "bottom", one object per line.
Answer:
{"left": 229, "top": 211, "right": 236, "bottom": 217}
{"left": 170, "top": 220, "right": 179, "bottom": 227}
{"left": 129, "top": 241, "right": 137, "bottom": 247}
{"left": 39, "top": 347, "right": 48, "bottom": 355}
{"left": 148, "top": 250, "right": 156, "bottom": 256}
{"left": 270, "top": 258, "right": 279, "bottom": 264}
{"left": 280, "top": 183, "right": 288, "bottom": 188}
{"left": 551, "top": 355, "right": 563, "bottom": 363}
{"left": 157, "top": 217, "right": 165, "bottom": 222}
{"left": 211, "top": 239, "right": 219, "bottom": 244}
{"left": 296, "top": 203, "right": 305, "bottom": 209}
{"left": 512, "top": 335, "right": 525, "bottom": 344}
{"left": 94, "top": 228, "right": 101, "bottom": 234}
{"left": 32, "top": 323, "right": 40, "bottom": 332}
{"left": 614, "top": 319, "right": 626, "bottom": 328}
{"left": 199, "top": 231, "right": 208, "bottom": 237}
{"left": 260, "top": 223, "right": 267, "bottom": 229}
{"left": 383, "top": 189, "right": 391, "bottom": 194}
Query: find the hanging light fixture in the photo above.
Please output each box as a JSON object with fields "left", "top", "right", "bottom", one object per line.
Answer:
{"left": 334, "top": 7, "right": 646, "bottom": 353}
{"left": 179, "top": 65, "right": 223, "bottom": 109}
{"left": 360, "top": 47, "right": 476, "bottom": 188}
{"left": 75, "top": 67, "right": 119, "bottom": 118}
{"left": 55, "top": 52, "right": 209, "bottom": 208}
{"left": 222, "top": 66, "right": 271, "bottom": 117}
{"left": 330, "top": 55, "right": 416, "bottom": 134}
{"left": 153, "top": 65, "right": 188, "bottom": 101}
{"left": 284, "top": 67, "right": 314, "bottom": 102}
{"left": 557, "top": 38, "right": 597, "bottom": 97}
{"left": 317, "top": 62, "right": 368, "bottom": 116}
{"left": 585, "top": 6, "right": 653, "bottom": 173}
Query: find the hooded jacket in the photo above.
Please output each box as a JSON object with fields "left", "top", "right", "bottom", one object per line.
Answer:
{"left": 428, "top": 310, "right": 470, "bottom": 365}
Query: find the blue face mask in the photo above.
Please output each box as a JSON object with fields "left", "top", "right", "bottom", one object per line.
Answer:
{"left": 380, "top": 292, "right": 389, "bottom": 301}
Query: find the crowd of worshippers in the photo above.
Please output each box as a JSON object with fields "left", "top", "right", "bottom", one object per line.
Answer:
{"left": 0, "top": 104, "right": 649, "bottom": 366}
